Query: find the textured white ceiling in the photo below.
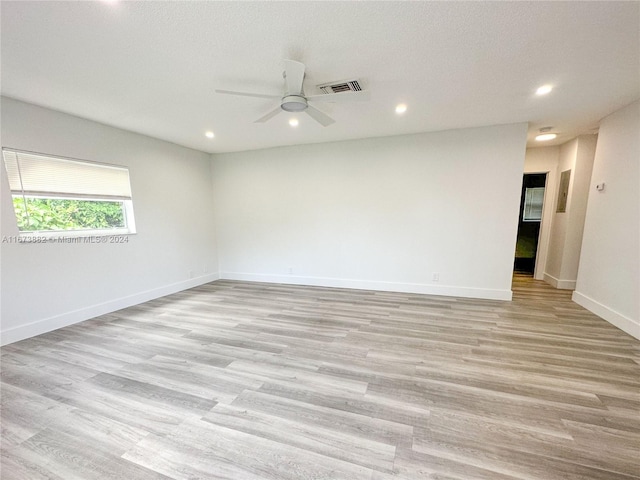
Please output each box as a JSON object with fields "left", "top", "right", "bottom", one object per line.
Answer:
{"left": 1, "top": 1, "right": 638, "bottom": 153}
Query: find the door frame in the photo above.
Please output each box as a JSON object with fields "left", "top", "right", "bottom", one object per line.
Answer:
{"left": 527, "top": 171, "right": 554, "bottom": 280}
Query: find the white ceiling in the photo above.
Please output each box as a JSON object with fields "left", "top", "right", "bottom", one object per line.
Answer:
{"left": 1, "top": 1, "right": 638, "bottom": 154}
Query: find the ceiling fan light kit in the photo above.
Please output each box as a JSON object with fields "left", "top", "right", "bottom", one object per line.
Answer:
{"left": 215, "top": 59, "right": 369, "bottom": 127}
{"left": 281, "top": 96, "right": 308, "bottom": 112}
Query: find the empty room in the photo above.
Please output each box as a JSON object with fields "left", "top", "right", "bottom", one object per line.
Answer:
{"left": 1, "top": 1, "right": 638, "bottom": 479}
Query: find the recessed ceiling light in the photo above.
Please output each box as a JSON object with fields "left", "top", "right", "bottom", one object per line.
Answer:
{"left": 535, "top": 133, "right": 557, "bottom": 141}
{"left": 536, "top": 85, "right": 553, "bottom": 96}
{"left": 289, "top": 118, "right": 299, "bottom": 127}
{"left": 395, "top": 104, "right": 407, "bottom": 114}
{"left": 205, "top": 131, "right": 215, "bottom": 138}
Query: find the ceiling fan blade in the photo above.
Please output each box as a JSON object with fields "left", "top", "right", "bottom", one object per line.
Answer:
{"left": 254, "top": 107, "right": 283, "bottom": 123}
{"left": 306, "top": 90, "right": 371, "bottom": 103}
{"left": 305, "top": 105, "right": 335, "bottom": 127}
{"left": 284, "top": 60, "right": 305, "bottom": 95}
{"left": 216, "top": 89, "right": 281, "bottom": 100}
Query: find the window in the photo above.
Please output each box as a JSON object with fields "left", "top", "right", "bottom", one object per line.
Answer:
{"left": 3, "top": 149, "right": 136, "bottom": 236}
{"left": 522, "top": 187, "right": 544, "bottom": 221}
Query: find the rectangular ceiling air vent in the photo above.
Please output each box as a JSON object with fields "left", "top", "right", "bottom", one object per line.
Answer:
{"left": 317, "top": 79, "right": 362, "bottom": 94}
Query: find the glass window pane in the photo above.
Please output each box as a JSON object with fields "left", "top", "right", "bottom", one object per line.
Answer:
{"left": 12, "top": 197, "right": 126, "bottom": 232}
{"left": 523, "top": 187, "right": 544, "bottom": 221}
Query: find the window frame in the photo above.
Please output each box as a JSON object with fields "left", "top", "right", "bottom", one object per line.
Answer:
{"left": 3, "top": 148, "right": 137, "bottom": 239}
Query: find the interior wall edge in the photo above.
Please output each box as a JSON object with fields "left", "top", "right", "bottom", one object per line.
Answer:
{"left": 572, "top": 290, "right": 640, "bottom": 340}
{"left": 219, "top": 271, "right": 513, "bottom": 301}
{"left": 542, "top": 273, "right": 576, "bottom": 290}
{"left": 0, "top": 273, "right": 220, "bottom": 346}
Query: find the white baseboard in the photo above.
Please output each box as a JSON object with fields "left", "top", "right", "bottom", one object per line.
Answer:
{"left": 0, "top": 273, "right": 220, "bottom": 346}
{"left": 219, "top": 272, "right": 512, "bottom": 301}
{"left": 543, "top": 273, "right": 576, "bottom": 290}
{"left": 572, "top": 291, "right": 639, "bottom": 340}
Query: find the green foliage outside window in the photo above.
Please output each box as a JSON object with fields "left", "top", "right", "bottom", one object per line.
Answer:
{"left": 13, "top": 197, "right": 125, "bottom": 232}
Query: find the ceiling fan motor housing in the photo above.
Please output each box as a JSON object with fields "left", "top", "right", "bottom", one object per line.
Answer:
{"left": 281, "top": 95, "right": 308, "bottom": 112}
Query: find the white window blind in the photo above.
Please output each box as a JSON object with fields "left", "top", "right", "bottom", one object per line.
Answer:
{"left": 3, "top": 149, "right": 132, "bottom": 200}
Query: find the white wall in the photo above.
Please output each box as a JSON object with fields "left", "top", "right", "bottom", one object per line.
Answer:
{"left": 523, "top": 146, "right": 560, "bottom": 280}
{"left": 544, "top": 135, "right": 596, "bottom": 289}
{"left": 545, "top": 139, "right": 577, "bottom": 286}
{"left": 212, "top": 123, "right": 528, "bottom": 301}
{"left": 563, "top": 135, "right": 597, "bottom": 280}
{"left": 573, "top": 101, "right": 639, "bottom": 339}
{"left": 0, "top": 98, "right": 219, "bottom": 345}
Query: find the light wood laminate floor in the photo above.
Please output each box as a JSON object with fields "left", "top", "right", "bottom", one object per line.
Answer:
{"left": 1, "top": 275, "right": 639, "bottom": 479}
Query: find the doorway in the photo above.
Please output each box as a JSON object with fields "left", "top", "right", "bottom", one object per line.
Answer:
{"left": 514, "top": 173, "right": 547, "bottom": 275}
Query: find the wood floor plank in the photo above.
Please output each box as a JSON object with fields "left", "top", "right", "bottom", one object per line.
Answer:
{"left": 412, "top": 426, "right": 639, "bottom": 480}
{"left": 256, "top": 381, "right": 431, "bottom": 428}
{"left": 231, "top": 389, "right": 413, "bottom": 446}
{"left": 0, "top": 383, "right": 76, "bottom": 449}
{"left": 202, "top": 403, "right": 396, "bottom": 472}
{"left": 10, "top": 429, "right": 171, "bottom": 480}
{"left": 123, "top": 418, "right": 374, "bottom": 480}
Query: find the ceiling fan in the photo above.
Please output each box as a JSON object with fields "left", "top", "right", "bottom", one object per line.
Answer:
{"left": 215, "top": 60, "right": 369, "bottom": 127}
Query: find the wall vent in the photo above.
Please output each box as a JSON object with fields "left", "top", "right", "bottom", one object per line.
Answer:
{"left": 317, "top": 79, "right": 362, "bottom": 94}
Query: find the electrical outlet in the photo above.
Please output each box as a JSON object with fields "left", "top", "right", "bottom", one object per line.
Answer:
{"left": 432, "top": 272, "right": 440, "bottom": 282}
{"left": 288, "top": 267, "right": 293, "bottom": 275}
{"left": 189, "top": 270, "right": 194, "bottom": 279}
